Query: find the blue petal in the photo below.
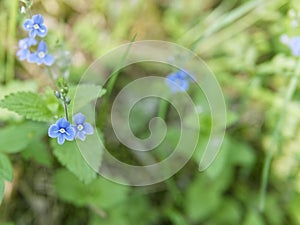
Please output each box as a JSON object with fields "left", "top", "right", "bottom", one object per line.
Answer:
{"left": 23, "top": 19, "right": 33, "bottom": 30}
{"left": 16, "top": 49, "right": 27, "bottom": 60}
{"left": 48, "top": 124, "right": 60, "bottom": 138}
{"left": 77, "top": 132, "right": 86, "bottom": 141}
{"left": 36, "top": 57, "right": 44, "bottom": 65}
{"left": 18, "top": 39, "right": 27, "bottom": 49}
{"left": 33, "top": 14, "right": 44, "bottom": 24}
{"left": 83, "top": 123, "right": 94, "bottom": 135}
{"left": 27, "top": 38, "right": 37, "bottom": 46}
{"left": 73, "top": 113, "right": 86, "bottom": 125}
{"left": 56, "top": 118, "right": 70, "bottom": 128}
{"left": 38, "top": 41, "right": 47, "bottom": 53}
{"left": 28, "top": 53, "right": 38, "bottom": 63}
{"left": 65, "top": 126, "right": 75, "bottom": 141}
{"left": 57, "top": 134, "right": 65, "bottom": 145}
{"left": 44, "top": 54, "right": 55, "bottom": 66}
{"left": 29, "top": 29, "right": 38, "bottom": 38}
{"left": 37, "top": 25, "right": 48, "bottom": 37}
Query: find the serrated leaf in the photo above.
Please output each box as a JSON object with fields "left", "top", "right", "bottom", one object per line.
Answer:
{"left": 54, "top": 169, "right": 129, "bottom": 209}
{"left": 0, "top": 80, "right": 38, "bottom": 121}
{"left": 0, "top": 92, "right": 54, "bottom": 122}
{"left": 52, "top": 141, "right": 97, "bottom": 184}
{"left": 69, "top": 84, "right": 106, "bottom": 113}
{"left": 0, "top": 153, "right": 13, "bottom": 181}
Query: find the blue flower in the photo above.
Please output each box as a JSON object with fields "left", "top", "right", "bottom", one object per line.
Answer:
{"left": 23, "top": 14, "right": 48, "bottom": 38}
{"left": 16, "top": 37, "right": 37, "bottom": 61}
{"left": 48, "top": 118, "right": 75, "bottom": 145}
{"left": 28, "top": 41, "right": 55, "bottom": 66}
{"left": 165, "top": 70, "right": 192, "bottom": 93}
{"left": 289, "top": 36, "right": 300, "bottom": 56}
{"left": 72, "top": 113, "right": 94, "bottom": 141}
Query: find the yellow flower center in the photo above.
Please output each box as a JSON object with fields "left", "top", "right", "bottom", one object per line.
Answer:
{"left": 33, "top": 24, "right": 39, "bottom": 29}
{"left": 38, "top": 52, "right": 45, "bottom": 58}
{"left": 59, "top": 128, "right": 66, "bottom": 133}
{"left": 77, "top": 124, "right": 83, "bottom": 131}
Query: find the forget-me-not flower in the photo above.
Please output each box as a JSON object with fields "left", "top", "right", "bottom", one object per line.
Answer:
{"left": 16, "top": 37, "right": 37, "bottom": 60}
{"left": 289, "top": 36, "right": 300, "bottom": 56}
{"left": 23, "top": 14, "right": 48, "bottom": 38}
{"left": 166, "top": 70, "right": 193, "bottom": 93}
{"left": 28, "top": 40, "right": 55, "bottom": 66}
{"left": 72, "top": 113, "right": 94, "bottom": 141}
{"left": 48, "top": 118, "right": 75, "bottom": 145}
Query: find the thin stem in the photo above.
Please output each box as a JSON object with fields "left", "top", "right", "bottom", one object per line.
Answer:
{"left": 63, "top": 101, "right": 69, "bottom": 121}
{"left": 259, "top": 59, "right": 300, "bottom": 211}
{"left": 5, "top": 0, "right": 18, "bottom": 83}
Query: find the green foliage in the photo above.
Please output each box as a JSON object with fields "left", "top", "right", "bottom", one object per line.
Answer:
{"left": 0, "top": 179, "right": 4, "bottom": 204}
{"left": 69, "top": 84, "right": 106, "bottom": 113}
{"left": 0, "top": 92, "right": 53, "bottom": 122}
{"left": 0, "top": 122, "right": 46, "bottom": 153}
{"left": 0, "top": 153, "right": 13, "bottom": 181}
{"left": 52, "top": 141, "right": 97, "bottom": 184}
{"left": 54, "top": 169, "right": 129, "bottom": 209}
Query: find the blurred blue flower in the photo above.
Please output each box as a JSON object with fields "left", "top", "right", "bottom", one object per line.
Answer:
{"left": 166, "top": 70, "right": 193, "bottom": 93}
{"left": 72, "top": 113, "right": 94, "bottom": 141}
{"left": 16, "top": 37, "right": 37, "bottom": 61}
{"left": 289, "top": 37, "right": 300, "bottom": 56}
{"left": 48, "top": 118, "right": 75, "bottom": 145}
{"left": 23, "top": 14, "right": 48, "bottom": 38}
{"left": 28, "top": 41, "right": 55, "bottom": 66}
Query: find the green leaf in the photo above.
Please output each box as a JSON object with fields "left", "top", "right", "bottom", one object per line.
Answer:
{"left": 0, "top": 80, "right": 38, "bottom": 121}
{"left": 0, "top": 91, "right": 53, "bottom": 122}
{"left": 243, "top": 209, "right": 264, "bottom": 225}
{"left": 184, "top": 174, "right": 224, "bottom": 222}
{"left": 0, "top": 179, "right": 4, "bottom": 204}
{"left": 22, "top": 140, "right": 52, "bottom": 167}
{"left": 52, "top": 141, "right": 97, "bottom": 184}
{"left": 0, "top": 153, "right": 13, "bottom": 181}
{"left": 0, "top": 122, "right": 47, "bottom": 153}
{"left": 54, "top": 169, "right": 129, "bottom": 209}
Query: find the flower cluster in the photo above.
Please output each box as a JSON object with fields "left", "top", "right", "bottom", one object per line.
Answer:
{"left": 165, "top": 70, "right": 194, "bottom": 93}
{"left": 48, "top": 113, "right": 94, "bottom": 145}
{"left": 17, "top": 14, "right": 54, "bottom": 66}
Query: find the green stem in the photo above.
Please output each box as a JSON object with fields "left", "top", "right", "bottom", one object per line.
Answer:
{"left": 63, "top": 101, "right": 69, "bottom": 121}
{"left": 5, "top": 0, "right": 18, "bottom": 83}
{"left": 259, "top": 59, "right": 300, "bottom": 211}
{"left": 0, "top": 10, "right": 7, "bottom": 84}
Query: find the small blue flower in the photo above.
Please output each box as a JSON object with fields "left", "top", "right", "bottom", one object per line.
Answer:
{"left": 48, "top": 118, "right": 75, "bottom": 145}
{"left": 72, "top": 113, "right": 94, "bottom": 141}
{"left": 23, "top": 14, "right": 48, "bottom": 38}
{"left": 16, "top": 37, "right": 37, "bottom": 61}
{"left": 166, "top": 70, "right": 192, "bottom": 93}
{"left": 28, "top": 41, "right": 55, "bottom": 66}
{"left": 289, "top": 36, "right": 300, "bottom": 56}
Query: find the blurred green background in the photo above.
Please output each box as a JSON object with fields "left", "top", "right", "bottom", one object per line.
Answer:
{"left": 1, "top": 0, "right": 300, "bottom": 224}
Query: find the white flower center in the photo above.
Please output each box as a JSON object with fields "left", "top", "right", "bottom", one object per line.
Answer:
{"left": 77, "top": 124, "right": 83, "bottom": 131}
{"left": 59, "top": 128, "right": 66, "bottom": 133}
{"left": 33, "top": 24, "right": 40, "bottom": 29}
{"left": 38, "top": 52, "right": 45, "bottom": 58}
